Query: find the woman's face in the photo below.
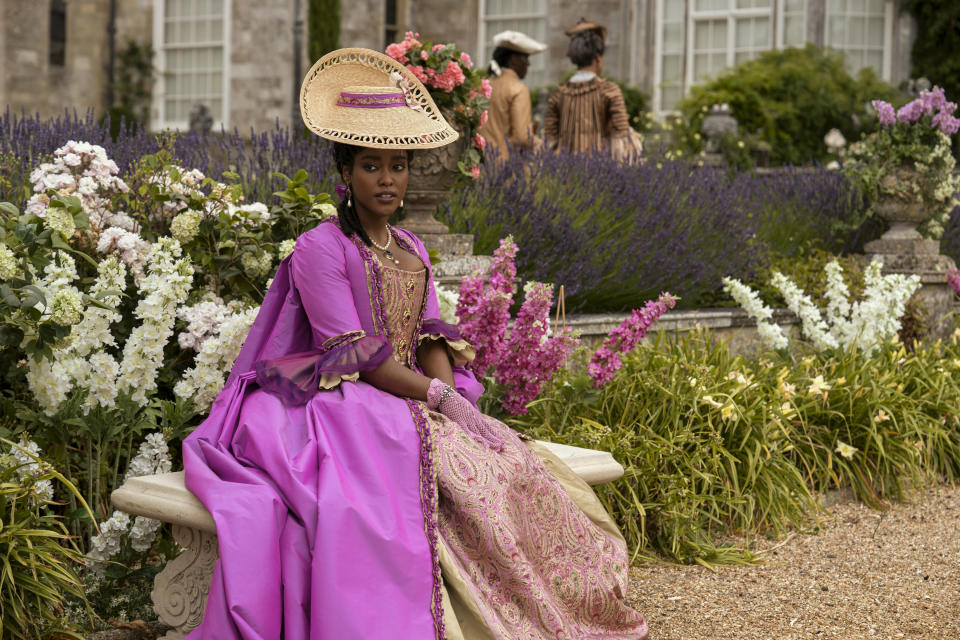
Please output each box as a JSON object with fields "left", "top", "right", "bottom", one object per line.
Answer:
{"left": 344, "top": 148, "right": 409, "bottom": 221}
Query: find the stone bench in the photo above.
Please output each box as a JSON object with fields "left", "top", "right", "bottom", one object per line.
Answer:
{"left": 111, "top": 440, "right": 624, "bottom": 639}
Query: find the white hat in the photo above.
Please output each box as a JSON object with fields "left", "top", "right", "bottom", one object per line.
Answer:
{"left": 491, "top": 31, "right": 548, "bottom": 55}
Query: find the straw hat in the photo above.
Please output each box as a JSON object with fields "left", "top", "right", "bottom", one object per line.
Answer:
{"left": 564, "top": 18, "right": 607, "bottom": 43}
{"left": 300, "top": 47, "right": 459, "bottom": 149}
{"left": 491, "top": 30, "right": 548, "bottom": 55}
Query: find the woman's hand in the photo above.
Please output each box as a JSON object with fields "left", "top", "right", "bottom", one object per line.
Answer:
{"left": 427, "top": 378, "right": 504, "bottom": 451}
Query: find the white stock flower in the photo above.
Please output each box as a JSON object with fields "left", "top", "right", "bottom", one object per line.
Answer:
{"left": 96, "top": 226, "right": 151, "bottom": 284}
{"left": 87, "top": 510, "right": 131, "bottom": 568}
{"left": 176, "top": 306, "right": 259, "bottom": 411}
{"left": 129, "top": 516, "right": 161, "bottom": 552}
{"left": 722, "top": 277, "right": 788, "bottom": 350}
{"left": 9, "top": 439, "right": 54, "bottom": 502}
{"left": 117, "top": 238, "right": 194, "bottom": 406}
{"left": 125, "top": 432, "right": 173, "bottom": 480}
{"left": 770, "top": 271, "right": 838, "bottom": 351}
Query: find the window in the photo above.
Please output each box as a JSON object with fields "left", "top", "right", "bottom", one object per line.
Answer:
{"left": 153, "top": 0, "right": 230, "bottom": 129}
{"left": 384, "top": 0, "right": 409, "bottom": 49}
{"left": 478, "top": 0, "right": 548, "bottom": 87}
{"left": 49, "top": 0, "right": 66, "bottom": 67}
{"left": 656, "top": 0, "right": 810, "bottom": 112}
{"left": 825, "top": 0, "right": 889, "bottom": 78}
{"left": 780, "top": 0, "right": 806, "bottom": 47}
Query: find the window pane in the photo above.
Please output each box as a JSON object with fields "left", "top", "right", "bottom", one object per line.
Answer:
{"left": 664, "top": 0, "right": 684, "bottom": 22}
{"left": 664, "top": 23, "right": 684, "bottom": 53}
{"left": 696, "top": 0, "right": 727, "bottom": 11}
{"left": 662, "top": 54, "right": 682, "bottom": 81}
{"left": 785, "top": 0, "right": 805, "bottom": 10}
{"left": 784, "top": 17, "right": 805, "bottom": 46}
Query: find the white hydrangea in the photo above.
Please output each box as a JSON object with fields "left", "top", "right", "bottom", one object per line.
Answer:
{"left": 45, "top": 205, "right": 76, "bottom": 239}
{"left": 226, "top": 202, "right": 270, "bottom": 226}
{"left": 722, "top": 277, "right": 788, "bottom": 350}
{"left": 48, "top": 288, "right": 84, "bottom": 326}
{"left": 0, "top": 244, "right": 18, "bottom": 280}
{"left": 175, "top": 306, "right": 259, "bottom": 411}
{"left": 435, "top": 284, "right": 460, "bottom": 324}
{"left": 316, "top": 203, "right": 338, "bottom": 218}
{"left": 116, "top": 238, "right": 194, "bottom": 406}
{"left": 169, "top": 209, "right": 203, "bottom": 244}
{"left": 241, "top": 252, "right": 273, "bottom": 279}
{"left": 277, "top": 238, "right": 297, "bottom": 260}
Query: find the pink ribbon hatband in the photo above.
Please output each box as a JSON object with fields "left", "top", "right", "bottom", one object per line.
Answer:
{"left": 337, "top": 92, "right": 408, "bottom": 108}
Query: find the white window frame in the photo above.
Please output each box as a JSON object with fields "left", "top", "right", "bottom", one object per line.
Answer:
{"left": 476, "top": 0, "right": 548, "bottom": 87}
{"left": 823, "top": 0, "right": 893, "bottom": 81}
{"left": 152, "top": 0, "right": 232, "bottom": 131}
{"left": 685, "top": 0, "right": 772, "bottom": 91}
{"left": 776, "top": 0, "right": 808, "bottom": 48}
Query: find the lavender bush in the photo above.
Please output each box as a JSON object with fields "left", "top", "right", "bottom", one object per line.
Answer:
{"left": 443, "top": 148, "right": 871, "bottom": 311}
{"left": 0, "top": 109, "right": 337, "bottom": 206}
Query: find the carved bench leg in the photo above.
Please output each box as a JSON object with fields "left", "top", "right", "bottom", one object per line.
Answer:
{"left": 151, "top": 525, "right": 218, "bottom": 640}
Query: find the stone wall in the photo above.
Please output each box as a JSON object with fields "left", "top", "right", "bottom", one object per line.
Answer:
{"left": 229, "top": 0, "right": 305, "bottom": 131}
{"left": 339, "top": 0, "right": 385, "bottom": 52}
{"left": 1, "top": 0, "right": 151, "bottom": 118}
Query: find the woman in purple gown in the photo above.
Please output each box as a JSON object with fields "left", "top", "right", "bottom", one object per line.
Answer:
{"left": 182, "top": 48, "right": 648, "bottom": 639}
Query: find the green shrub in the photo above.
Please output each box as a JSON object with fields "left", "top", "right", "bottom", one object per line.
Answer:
{"left": 678, "top": 45, "right": 900, "bottom": 166}
{"left": 0, "top": 440, "right": 92, "bottom": 639}
{"left": 512, "top": 331, "right": 960, "bottom": 564}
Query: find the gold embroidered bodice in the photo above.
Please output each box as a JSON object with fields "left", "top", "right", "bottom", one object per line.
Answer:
{"left": 379, "top": 261, "right": 427, "bottom": 366}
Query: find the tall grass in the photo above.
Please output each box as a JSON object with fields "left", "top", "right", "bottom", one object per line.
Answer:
{"left": 513, "top": 330, "right": 960, "bottom": 564}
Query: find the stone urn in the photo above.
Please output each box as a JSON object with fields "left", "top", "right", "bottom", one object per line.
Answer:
{"left": 864, "top": 164, "right": 958, "bottom": 339}
{"left": 403, "top": 108, "right": 468, "bottom": 236}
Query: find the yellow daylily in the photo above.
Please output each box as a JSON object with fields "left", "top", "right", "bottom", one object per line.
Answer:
{"left": 808, "top": 375, "right": 832, "bottom": 396}
{"left": 835, "top": 440, "right": 858, "bottom": 460}
{"left": 874, "top": 409, "right": 890, "bottom": 423}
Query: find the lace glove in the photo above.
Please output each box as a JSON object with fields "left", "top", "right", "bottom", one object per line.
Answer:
{"left": 426, "top": 378, "right": 505, "bottom": 452}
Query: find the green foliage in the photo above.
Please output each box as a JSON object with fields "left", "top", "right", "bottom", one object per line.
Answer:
{"left": 511, "top": 331, "right": 960, "bottom": 564}
{"left": 678, "top": 45, "right": 899, "bottom": 166}
{"left": 902, "top": 0, "right": 960, "bottom": 111}
{"left": 0, "top": 440, "right": 93, "bottom": 639}
{"left": 102, "top": 39, "right": 154, "bottom": 137}
{"left": 616, "top": 81, "right": 650, "bottom": 133}
{"left": 308, "top": 0, "right": 340, "bottom": 62}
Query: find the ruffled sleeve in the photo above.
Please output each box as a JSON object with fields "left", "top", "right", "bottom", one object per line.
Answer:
{"left": 252, "top": 224, "right": 394, "bottom": 405}
{"left": 417, "top": 318, "right": 475, "bottom": 366}
{"left": 254, "top": 331, "right": 392, "bottom": 406}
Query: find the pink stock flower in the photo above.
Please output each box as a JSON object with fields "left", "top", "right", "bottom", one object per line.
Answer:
{"left": 469, "top": 165, "right": 481, "bottom": 180}
{"left": 897, "top": 99, "right": 924, "bottom": 124}
{"left": 432, "top": 43, "right": 446, "bottom": 52}
{"left": 460, "top": 52, "right": 473, "bottom": 68}
{"left": 872, "top": 100, "right": 896, "bottom": 126}
{"left": 588, "top": 293, "right": 677, "bottom": 388}
{"left": 474, "top": 134, "right": 486, "bottom": 151}
{"left": 420, "top": 50, "right": 429, "bottom": 61}
{"left": 495, "top": 282, "right": 578, "bottom": 414}
{"left": 948, "top": 268, "right": 960, "bottom": 298}
{"left": 481, "top": 77, "right": 492, "bottom": 99}
{"left": 479, "top": 110, "right": 489, "bottom": 127}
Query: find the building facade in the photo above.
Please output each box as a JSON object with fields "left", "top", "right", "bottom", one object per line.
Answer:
{"left": 0, "top": 0, "right": 916, "bottom": 133}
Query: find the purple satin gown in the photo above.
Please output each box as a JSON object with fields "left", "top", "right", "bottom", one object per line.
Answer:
{"left": 182, "top": 219, "right": 648, "bottom": 639}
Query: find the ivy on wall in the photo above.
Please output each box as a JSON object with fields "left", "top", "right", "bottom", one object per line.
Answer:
{"left": 308, "top": 0, "right": 340, "bottom": 63}
{"left": 902, "top": 0, "right": 960, "bottom": 102}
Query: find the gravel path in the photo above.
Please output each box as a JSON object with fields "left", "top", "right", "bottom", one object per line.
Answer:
{"left": 627, "top": 484, "right": 960, "bottom": 640}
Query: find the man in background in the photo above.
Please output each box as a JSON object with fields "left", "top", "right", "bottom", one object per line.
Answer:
{"left": 479, "top": 30, "right": 547, "bottom": 160}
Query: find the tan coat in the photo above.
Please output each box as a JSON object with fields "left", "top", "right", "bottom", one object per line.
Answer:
{"left": 544, "top": 77, "right": 631, "bottom": 154}
{"left": 478, "top": 68, "right": 533, "bottom": 160}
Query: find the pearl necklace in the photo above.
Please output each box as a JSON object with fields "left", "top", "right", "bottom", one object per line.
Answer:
{"left": 370, "top": 226, "right": 400, "bottom": 265}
